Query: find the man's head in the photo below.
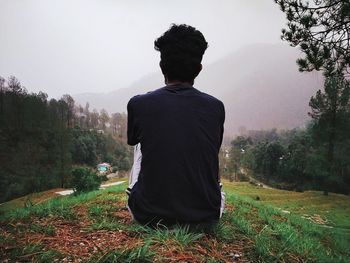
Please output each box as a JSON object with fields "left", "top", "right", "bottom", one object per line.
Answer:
{"left": 154, "top": 24, "right": 208, "bottom": 85}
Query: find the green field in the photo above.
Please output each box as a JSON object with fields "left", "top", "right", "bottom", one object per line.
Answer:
{"left": 223, "top": 181, "right": 350, "bottom": 230}
{"left": 0, "top": 181, "right": 349, "bottom": 262}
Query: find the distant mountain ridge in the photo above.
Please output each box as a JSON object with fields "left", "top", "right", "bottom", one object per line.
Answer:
{"left": 74, "top": 44, "right": 323, "bottom": 136}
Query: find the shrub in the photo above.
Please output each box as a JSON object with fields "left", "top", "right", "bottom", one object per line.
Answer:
{"left": 112, "top": 166, "right": 119, "bottom": 173}
{"left": 100, "top": 174, "right": 108, "bottom": 182}
{"left": 71, "top": 167, "right": 101, "bottom": 194}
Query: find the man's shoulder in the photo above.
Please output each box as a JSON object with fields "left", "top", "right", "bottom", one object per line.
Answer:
{"left": 128, "top": 86, "right": 225, "bottom": 113}
{"left": 196, "top": 90, "right": 222, "bottom": 102}
{"left": 128, "top": 87, "right": 165, "bottom": 106}
{"left": 128, "top": 88, "right": 163, "bottom": 108}
{"left": 195, "top": 89, "right": 225, "bottom": 109}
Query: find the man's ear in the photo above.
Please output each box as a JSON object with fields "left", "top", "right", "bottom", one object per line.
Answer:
{"left": 159, "top": 61, "right": 166, "bottom": 75}
{"left": 160, "top": 61, "right": 168, "bottom": 84}
{"left": 194, "top": 64, "right": 202, "bottom": 79}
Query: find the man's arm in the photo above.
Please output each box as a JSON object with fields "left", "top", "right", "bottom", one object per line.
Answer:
{"left": 127, "top": 98, "right": 140, "bottom": 146}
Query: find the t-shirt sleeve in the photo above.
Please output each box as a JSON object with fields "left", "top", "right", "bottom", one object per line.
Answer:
{"left": 219, "top": 101, "right": 225, "bottom": 147}
{"left": 127, "top": 98, "right": 140, "bottom": 146}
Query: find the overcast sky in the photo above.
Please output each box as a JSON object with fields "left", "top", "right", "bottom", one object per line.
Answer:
{"left": 0, "top": 0, "right": 287, "bottom": 98}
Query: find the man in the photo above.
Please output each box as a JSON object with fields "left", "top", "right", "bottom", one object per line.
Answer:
{"left": 127, "top": 24, "right": 225, "bottom": 228}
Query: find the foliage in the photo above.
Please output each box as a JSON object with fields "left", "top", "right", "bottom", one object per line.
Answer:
{"left": 227, "top": 136, "right": 252, "bottom": 181}
{"left": 228, "top": 123, "right": 350, "bottom": 194}
{"left": 71, "top": 167, "right": 101, "bottom": 194}
{"left": 309, "top": 75, "right": 350, "bottom": 194}
{"left": 275, "top": 0, "right": 350, "bottom": 76}
{"left": 275, "top": 1, "right": 350, "bottom": 194}
{"left": 70, "top": 127, "right": 132, "bottom": 168}
{"left": 0, "top": 76, "right": 72, "bottom": 201}
{"left": 0, "top": 75, "right": 132, "bottom": 203}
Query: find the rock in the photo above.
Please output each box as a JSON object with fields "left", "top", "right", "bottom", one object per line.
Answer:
{"left": 230, "top": 252, "right": 241, "bottom": 259}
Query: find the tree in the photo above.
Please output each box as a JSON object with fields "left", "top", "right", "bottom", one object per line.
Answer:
{"left": 84, "top": 102, "right": 91, "bottom": 128}
{"left": 71, "top": 167, "right": 101, "bottom": 194}
{"left": 231, "top": 136, "right": 252, "bottom": 150}
{"left": 279, "top": 130, "right": 312, "bottom": 187}
{"left": 119, "top": 113, "right": 128, "bottom": 139}
{"left": 90, "top": 109, "right": 99, "bottom": 129}
{"left": 228, "top": 147, "right": 241, "bottom": 181}
{"left": 99, "top": 109, "right": 110, "bottom": 130}
{"left": 110, "top": 113, "right": 121, "bottom": 135}
{"left": 250, "top": 141, "right": 285, "bottom": 182}
{"left": 7, "top": 76, "right": 24, "bottom": 94}
{"left": 275, "top": 0, "right": 350, "bottom": 76}
{"left": 71, "top": 129, "right": 97, "bottom": 165}
{"left": 309, "top": 75, "right": 350, "bottom": 194}
{"left": 264, "top": 142, "right": 285, "bottom": 178}
{"left": 7, "top": 76, "right": 27, "bottom": 129}
{"left": 276, "top": 0, "right": 350, "bottom": 194}
{"left": 57, "top": 99, "right": 72, "bottom": 188}
{"left": 229, "top": 136, "right": 252, "bottom": 181}
{"left": 75, "top": 104, "right": 86, "bottom": 128}
{"left": 0, "top": 75, "right": 134, "bottom": 202}
{"left": 61, "top": 94, "right": 75, "bottom": 128}
{"left": 0, "top": 77, "right": 5, "bottom": 123}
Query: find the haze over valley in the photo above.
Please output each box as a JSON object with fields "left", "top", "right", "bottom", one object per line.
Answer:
{"left": 74, "top": 44, "right": 323, "bottom": 137}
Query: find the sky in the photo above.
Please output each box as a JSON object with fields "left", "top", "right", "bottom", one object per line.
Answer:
{"left": 0, "top": 0, "right": 287, "bottom": 98}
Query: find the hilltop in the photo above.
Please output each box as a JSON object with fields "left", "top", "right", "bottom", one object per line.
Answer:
{"left": 1, "top": 181, "right": 349, "bottom": 262}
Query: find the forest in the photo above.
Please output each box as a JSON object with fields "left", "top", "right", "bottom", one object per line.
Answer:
{"left": 0, "top": 76, "right": 132, "bottom": 203}
{"left": 224, "top": 120, "right": 350, "bottom": 195}
{"left": 221, "top": 0, "right": 350, "bottom": 196}
{"left": 1, "top": 72, "right": 349, "bottom": 203}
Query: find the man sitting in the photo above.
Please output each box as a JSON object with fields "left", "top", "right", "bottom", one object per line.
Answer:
{"left": 127, "top": 24, "right": 225, "bottom": 228}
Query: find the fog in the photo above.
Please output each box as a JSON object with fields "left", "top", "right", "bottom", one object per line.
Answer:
{"left": 0, "top": 0, "right": 286, "bottom": 98}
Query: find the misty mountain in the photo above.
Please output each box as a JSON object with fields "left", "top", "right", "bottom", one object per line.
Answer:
{"left": 74, "top": 44, "right": 323, "bottom": 136}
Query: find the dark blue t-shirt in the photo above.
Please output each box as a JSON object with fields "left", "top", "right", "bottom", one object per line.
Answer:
{"left": 127, "top": 84, "right": 225, "bottom": 225}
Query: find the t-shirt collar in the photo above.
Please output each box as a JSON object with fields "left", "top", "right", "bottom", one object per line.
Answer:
{"left": 165, "top": 83, "right": 193, "bottom": 90}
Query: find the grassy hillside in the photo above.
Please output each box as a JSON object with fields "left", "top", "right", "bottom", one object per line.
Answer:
{"left": 0, "top": 188, "right": 64, "bottom": 213}
{"left": 0, "top": 181, "right": 349, "bottom": 262}
{"left": 224, "top": 182, "right": 350, "bottom": 230}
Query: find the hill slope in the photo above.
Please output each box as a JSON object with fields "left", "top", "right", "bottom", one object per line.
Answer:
{"left": 1, "top": 181, "right": 349, "bottom": 262}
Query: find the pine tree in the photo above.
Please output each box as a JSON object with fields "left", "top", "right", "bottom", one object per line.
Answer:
{"left": 309, "top": 75, "right": 350, "bottom": 194}
{"left": 276, "top": 0, "right": 350, "bottom": 194}
{"left": 0, "top": 77, "right": 5, "bottom": 125}
{"left": 275, "top": 0, "right": 350, "bottom": 76}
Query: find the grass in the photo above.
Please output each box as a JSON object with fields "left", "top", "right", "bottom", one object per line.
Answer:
{"left": 91, "top": 241, "right": 155, "bottom": 263}
{"left": 0, "top": 176, "right": 127, "bottom": 214}
{"left": 223, "top": 180, "right": 350, "bottom": 229}
{"left": 0, "top": 188, "right": 64, "bottom": 214}
{"left": 145, "top": 225, "right": 204, "bottom": 248}
{"left": 0, "top": 181, "right": 349, "bottom": 262}
{"left": 5, "top": 243, "right": 63, "bottom": 263}
{"left": 223, "top": 181, "right": 350, "bottom": 262}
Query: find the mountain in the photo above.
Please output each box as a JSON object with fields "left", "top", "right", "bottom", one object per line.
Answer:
{"left": 74, "top": 44, "right": 323, "bottom": 137}
{"left": 74, "top": 73, "right": 163, "bottom": 113}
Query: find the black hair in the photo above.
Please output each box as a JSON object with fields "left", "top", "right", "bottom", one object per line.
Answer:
{"left": 154, "top": 24, "right": 208, "bottom": 83}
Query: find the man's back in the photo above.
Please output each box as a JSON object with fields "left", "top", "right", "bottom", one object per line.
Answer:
{"left": 127, "top": 83, "right": 225, "bottom": 225}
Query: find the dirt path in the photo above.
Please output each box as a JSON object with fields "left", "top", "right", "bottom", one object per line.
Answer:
{"left": 55, "top": 181, "right": 125, "bottom": 196}
{"left": 240, "top": 168, "right": 273, "bottom": 189}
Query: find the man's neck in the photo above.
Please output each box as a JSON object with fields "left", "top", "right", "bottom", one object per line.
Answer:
{"left": 166, "top": 80, "right": 193, "bottom": 86}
